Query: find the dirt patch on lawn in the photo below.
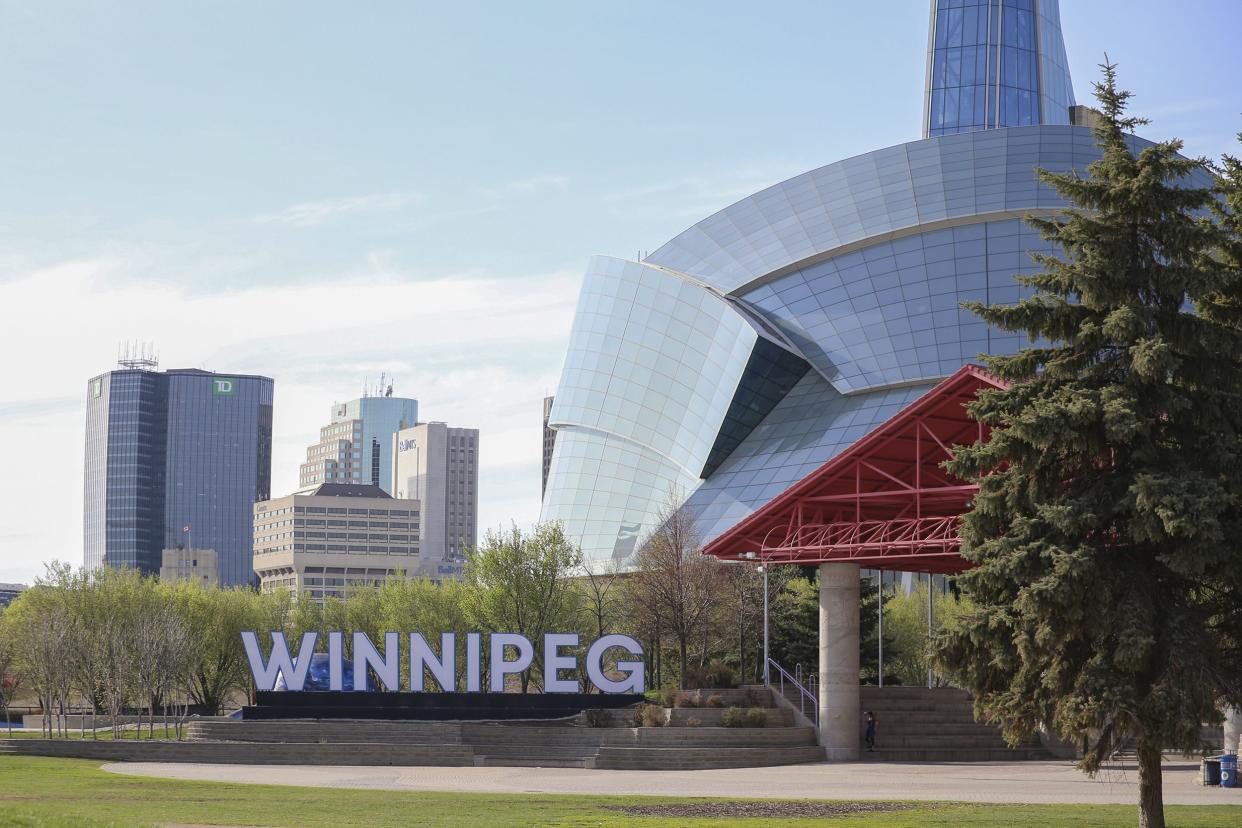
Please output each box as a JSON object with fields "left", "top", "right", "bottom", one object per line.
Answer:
{"left": 605, "top": 801, "right": 922, "bottom": 819}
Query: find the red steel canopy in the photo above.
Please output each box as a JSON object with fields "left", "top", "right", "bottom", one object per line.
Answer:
{"left": 702, "top": 364, "right": 1006, "bottom": 575}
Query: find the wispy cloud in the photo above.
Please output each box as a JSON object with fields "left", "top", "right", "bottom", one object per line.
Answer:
{"left": 254, "top": 192, "right": 422, "bottom": 227}
{"left": 0, "top": 252, "right": 577, "bottom": 584}
{"left": 475, "top": 174, "right": 571, "bottom": 202}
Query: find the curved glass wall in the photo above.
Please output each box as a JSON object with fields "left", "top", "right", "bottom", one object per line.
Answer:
{"left": 644, "top": 126, "right": 1101, "bottom": 298}
{"left": 544, "top": 256, "right": 768, "bottom": 567}
{"left": 736, "top": 218, "right": 1051, "bottom": 393}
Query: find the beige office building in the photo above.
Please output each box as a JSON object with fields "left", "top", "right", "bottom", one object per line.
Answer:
{"left": 252, "top": 483, "right": 429, "bottom": 602}
{"left": 392, "top": 422, "right": 478, "bottom": 571}
{"left": 160, "top": 547, "right": 220, "bottom": 587}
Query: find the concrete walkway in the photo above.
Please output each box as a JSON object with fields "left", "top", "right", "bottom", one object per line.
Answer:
{"left": 104, "top": 759, "right": 1242, "bottom": 806}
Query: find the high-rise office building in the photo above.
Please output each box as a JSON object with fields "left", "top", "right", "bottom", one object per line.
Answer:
{"left": 541, "top": 395, "right": 556, "bottom": 499}
{"left": 84, "top": 361, "right": 273, "bottom": 585}
{"left": 252, "top": 483, "right": 429, "bottom": 601}
{"left": 392, "top": 422, "right": 478, "bottom": 566}
{"left": 297, "top": 393, "right": 417, "bottom": 495}
{"left": 541, "top": 0, "right": 1215, "bottom": 570}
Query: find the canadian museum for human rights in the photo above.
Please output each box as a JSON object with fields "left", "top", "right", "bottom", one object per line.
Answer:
{"left": 540, "top": 0, "right": 1215, "bottom": 759}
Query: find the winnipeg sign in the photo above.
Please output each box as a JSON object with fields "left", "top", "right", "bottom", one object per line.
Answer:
{"left": 242, "top": 631, "right": 645, "bottom": 694}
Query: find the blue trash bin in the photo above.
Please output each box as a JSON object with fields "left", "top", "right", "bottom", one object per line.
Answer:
{"left": 1222, "top": 753, "right": 1238, "bottom": 788}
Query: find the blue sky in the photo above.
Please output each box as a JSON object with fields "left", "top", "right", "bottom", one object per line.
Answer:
{"left": 1, "top": 0, "right": 1239, "bottom": 584}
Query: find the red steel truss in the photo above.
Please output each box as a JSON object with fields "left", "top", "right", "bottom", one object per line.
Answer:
{"left": 702, "top": 364, "right": 1007, "bottom": 575}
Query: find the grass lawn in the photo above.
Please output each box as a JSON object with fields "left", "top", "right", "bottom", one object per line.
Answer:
{"left": 0, "top": 755, "right": 1239, "bottom": 827}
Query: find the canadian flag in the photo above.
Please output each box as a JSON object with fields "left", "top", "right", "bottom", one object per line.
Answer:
{"left": 181, "top": 524, "right": 192, "bottom": 533}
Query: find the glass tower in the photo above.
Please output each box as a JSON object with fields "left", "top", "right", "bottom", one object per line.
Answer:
{"left": 924, "top": 0, "right": 1075, "bottom": 137}
{"left": 84, "top": 367, "right": 274, "bottom": 586}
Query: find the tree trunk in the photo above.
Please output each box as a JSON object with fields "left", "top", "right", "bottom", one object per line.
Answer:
{"left": 1137, "top": 736, "right": 1165, "bottom": 828}
{"left": 678, "top": 638, "right": 688, "bottom": 690}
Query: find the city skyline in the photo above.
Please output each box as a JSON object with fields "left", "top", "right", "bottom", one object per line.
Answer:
{"left": 2, "top": 1, "right": 1240, "bottom": 583}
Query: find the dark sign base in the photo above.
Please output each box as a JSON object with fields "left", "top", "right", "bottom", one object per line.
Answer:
{"left": 244, "top": 691, "right": 643, "bottom": 721}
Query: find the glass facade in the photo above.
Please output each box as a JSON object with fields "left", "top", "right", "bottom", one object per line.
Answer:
{"left": 542, "top": 256, "right": 761, "bottom": 568}
{"left": 541, "top": 2, "right": 1218, "bottom": 569}
{"left": 925, "top": 0, "right": 1074, "bottom": 138}
{"left": 83, "top": 368, "right": 274, "bottom": 586}
{"left": 84, "top": 371, "right": 168, "bottom": 574}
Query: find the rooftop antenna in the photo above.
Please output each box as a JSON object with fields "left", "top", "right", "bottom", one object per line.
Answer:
{"left": 118, "top": 339, "right": 159, "bottom": 371}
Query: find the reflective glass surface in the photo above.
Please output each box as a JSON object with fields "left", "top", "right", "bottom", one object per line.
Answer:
{"left": 701, "top": 338, "right": 809, "bottom": 479}
{"left": 737, "top": 219, "right": 1051, "bottom": 392}
{"left": 685, "top": 374, "right": 936, "bottom": 546}
{"left": 543, "top": 256, "right": 761, "bottom": 568}
{"left": 164, "top": 372, "right": 274, "bottom": 587}
{"left": 84, "top": 371, "right": 168, "bottom": 574}
{"left": 927, "top": 0, "right": 1074, "bottom": 137}
{"left": 83, "top": 369, "right": 273, "bottom": 586}
{"left": 544, "top": 124, "right": 1216, "bottom": 568}
{"left": 645, "top": 126, "right": 1110, "bottom": 297}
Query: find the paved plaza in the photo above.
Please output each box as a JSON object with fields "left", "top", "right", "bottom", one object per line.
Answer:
{"left": 105, "top": 759, "right": 1242, "bottom": 806}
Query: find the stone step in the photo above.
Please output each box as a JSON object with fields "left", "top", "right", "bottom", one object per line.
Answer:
{"left": 860, "top": 687, "right": 972, "bottom": 698}
{"left": 470, "top": 744, "right": 596, "bottom": 759}
{"left": 861, "top": 719, "right": 1006, "bottom": 732}
{"left": 614, "top": 727, "right": 818, "bottom": 748}
{"left": 861, "top": 747, "right": 1048, "bottom": 762}
{"left": 862, "top": 704, "right": 981, "bottom": 714}
{"left": 859, "top": 734, "right": 1018, "bottom": 750}
{"left": 595, "top": 745, "right": 825, "bottom": 770}
{"left": 667, "top": 708, "right": 793, "bottom": 727}
{"left": 862, "top": 710, "right": 982, "bottom": 721}
{"left": 474, "top": 755, "right": 589, "bottom": 768}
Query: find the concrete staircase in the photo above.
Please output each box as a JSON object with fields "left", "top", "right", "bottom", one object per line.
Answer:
{"left": 165, "top": 694, "right": 826, "bottom": 770}
{"left": 858, "top": 686, "right": 1049, "bottom": 761}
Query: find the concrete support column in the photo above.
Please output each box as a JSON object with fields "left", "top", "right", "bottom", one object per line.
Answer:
{"left": 818, "top": 562, "right": 860, "bottom": 761}
{"left": 1225, "top": 707, "right": 1242, "bottom": 754}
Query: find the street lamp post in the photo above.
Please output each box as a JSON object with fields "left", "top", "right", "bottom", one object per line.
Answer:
{"left": 760, "top": 563, "right": 769, "bottom": 686}
{"left": 742, "top": 551, "right": 770, "bottom": 686}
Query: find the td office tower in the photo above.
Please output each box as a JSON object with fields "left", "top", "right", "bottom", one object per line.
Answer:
{"left": 84, "top": 364, "right": 274, "bottom": 586}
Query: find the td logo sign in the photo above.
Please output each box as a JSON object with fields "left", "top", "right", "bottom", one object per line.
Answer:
{"left": 212, "top": 378, "right": 236, "bottom": 396}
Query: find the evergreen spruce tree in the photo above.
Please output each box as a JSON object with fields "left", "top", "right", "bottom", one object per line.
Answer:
{"left": 936, "top": 65, "right": 1242, "bottom": 828}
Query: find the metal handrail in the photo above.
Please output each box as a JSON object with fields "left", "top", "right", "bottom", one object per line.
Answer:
{"left": 768, "top": 658, "right": 818, "bottom": 728}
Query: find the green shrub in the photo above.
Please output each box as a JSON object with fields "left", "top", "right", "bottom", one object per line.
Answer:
{"left": 659, "top": 687, "right": 677, "bottom": 708}
{"left": 705, "top": 694, "right": 723, "bottom": 709}
{"left": 674, "top": 691, "right": 701, "bottom": 709}
{"left": 704, "top": 659, "right": 737, "bottom": 689}
{"left": 745, "top": 707, "right": 768, "bottom": 728}
{"left": 682, "top": 664, "right": 707, "bottom": 689}
{"left": 743, "top": 687, "right": 768, "bottom": 707}
{"left": 633, "top": 703, "right": 665, "bottom": 728}
{"left": 721, "top": 706, "right": 745, "bottom": 728}
{"left": 582, "top": 708, "right": 608, "bottom": 728}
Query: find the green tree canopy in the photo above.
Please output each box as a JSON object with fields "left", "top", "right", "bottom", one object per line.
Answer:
{"left": 465, "top": 522, "right": 584, "bottom": 691}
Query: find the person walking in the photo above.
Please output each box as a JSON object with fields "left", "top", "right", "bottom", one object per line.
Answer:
{"left": 864, "top": 711, "right": 877, "bottom": 752}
